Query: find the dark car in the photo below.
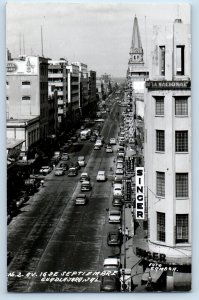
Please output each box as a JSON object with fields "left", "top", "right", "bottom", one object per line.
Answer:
{"left": 90, "top": 135, "right": 96, "bottom": 142}
{"left": 100, "top": 275, "right": 121, "bottom": 292}
{"left": 68, "top": 167, "right": 78, "bottom": 177}
{"left": 112, "top": 195, "right": 124, "bottom": 207}
{"left": 107, "top": 231, "right": 122, "bottom": 246}
{"left": 60, "top": 163, "right": 69, "bottom": 171}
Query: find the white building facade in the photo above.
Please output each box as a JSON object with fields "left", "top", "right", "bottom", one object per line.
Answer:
{"left": 144, "top": 19, "right": 191, "bottom": 288}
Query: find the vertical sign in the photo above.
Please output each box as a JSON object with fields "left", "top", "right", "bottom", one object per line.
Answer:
{"left": 136, "top": 167, "right": 144, "bottom": 219}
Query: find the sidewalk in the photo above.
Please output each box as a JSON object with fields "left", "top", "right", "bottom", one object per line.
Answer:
{"left": 120, "top": 206, "right": 149, "bottom": 289}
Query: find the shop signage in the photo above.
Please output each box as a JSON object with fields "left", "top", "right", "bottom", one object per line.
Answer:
{"left": 7, "top": 62, "right": 18, "bottom": 73}
{"left": 136, "top": 167, "right": 144, "bottom": 219}
{"left": 145, "top": 80, "right": 191, "bottom": 90}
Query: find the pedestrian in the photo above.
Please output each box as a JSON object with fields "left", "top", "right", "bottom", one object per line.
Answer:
{"left": 40, "top": 179, "right": 44, "bottom": 187}
{"left": 125, "top": 227, "right": 129, "bottom": 241}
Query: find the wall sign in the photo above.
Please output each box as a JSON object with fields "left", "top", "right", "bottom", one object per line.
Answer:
{"left": 136, "top": 167, "right": 144, "bottom": 219}
{"left": 7, "top": 63, "right": 18, "bottom": 73}
{"left": 146, "top": 80, "right": 191, "bottom": 90}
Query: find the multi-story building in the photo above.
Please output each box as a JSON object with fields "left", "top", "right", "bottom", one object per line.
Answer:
{"left": 72, "top": 62, "right": 89, "bottom": 117}
{"left": 88, "top": 70, "right": 97, "bottom": 117}
{"left": 6, "top": 55, "right": 49, "bottom": 143}
{"left": 48, "top": 85, "right": 58, "bottom": 137}
{"left": 66, "top": 64, "right": 80, "bottom": 122}
{"left": 144, "top": 18, "right": 191, "bottom": 289}
{"left": 48, "top": 59, "right": 68, "bottom": 125}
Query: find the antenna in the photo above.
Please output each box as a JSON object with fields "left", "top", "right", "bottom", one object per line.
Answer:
{"left": 145, "top": 16, "right": 147, "bottom": 66}
{"left": 19, "top": 33, "right": 21, "bottom": 55}
{"left": 23, "top": 34, "right": 25, "bottom": 54}
{"left": 41, "top": 26, "right": 44, "bottom": 57}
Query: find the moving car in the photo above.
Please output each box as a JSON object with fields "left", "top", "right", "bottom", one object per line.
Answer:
{"left": 94, "top": 144, "right": 101, "bottom": 150}
{"left": 75, "top": 194, "right": 87, "bottom": 205}
{"left": 110, "top": 138, "right": 116, "bottom": 145}
{"left": 107, "top": 231, "right": 121, "bottom": 246}
{"left": 59, "top": 163, "right": 69, "bottom": 171}
{"left": 108, "top": 209, "right": 122, "bottom": 223}
{"left": 80, "top": 172, "right": 90, "bottom": 182}
{"left": 100, "top": 275, "right": 121, "bottom": 292}
{"left": 39, "top": 166, "right": 52, "bottom": 175}
{"left": 106, "top": 145, "right": 113, "bottom": 153}
{"left": 95, "top": 139, "right": 102, "bottom": 147}
{"left": 68, "top": 167, "right": 78, "bottom": 177}
{"left": 54, "top": 167, "right": 65, "bottom": 176}
{"left": 96, "top": 171, "right": 106, "bottom": 181}
{"left": 81, "top": 180, "right": 92, "bottom": 191}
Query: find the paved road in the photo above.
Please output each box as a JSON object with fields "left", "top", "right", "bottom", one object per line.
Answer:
{"left": 7, "top": 98, "right": 123, "bottom": 292}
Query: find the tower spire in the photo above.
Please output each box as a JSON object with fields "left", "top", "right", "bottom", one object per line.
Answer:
{"left": 131, "top": 15, "right": 142, "bottom": 50}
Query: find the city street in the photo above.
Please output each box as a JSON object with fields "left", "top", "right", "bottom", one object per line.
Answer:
{"left": 8, "top": 97, "right": 123, "bottom": 292}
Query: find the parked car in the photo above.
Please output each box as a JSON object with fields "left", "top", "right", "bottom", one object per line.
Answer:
{"left": 80, "top": 172, "right": 90, "bottom": 182}
{"left": 54, "top": 167, "right": 65, "bottom": 176}
{"left": 61, "top": 153, "right": 69, "bottom": 161}
{"left": 39, "top": 166, "right": 52, "bottom": 175}
{"left": 81, "top": 180, "right": 92, "bottom": 192}
{"left": 59, "top": 163, "right": 69, "bottom": 171}
{"left": 116, "top": 162, "right": 124, "bottom": 169}
{"left": 108, "top": 209, "right": 122, "bottom": 223}
{"left": 90, "top": 135, "right": 96, "bottom": 142}
{"left": 103, "top": 257, "right": 121, "bottom": 271}
{"left": 96, "top": 171, "right": 106, "bottom": 181}
{"left": 107, "top": 231, "right": 121, "bottom": 246}
{"left": 68, "top": 167, "right": 78, "bottom": 177}
{"left": 114, "top": 174, "right": 123, "bottom": 184}
{"left": 110, "top": 138, "right": 116, "bottom": 145}
{"left": 75, "top": 194, "right": 87, "bottom": 205}
{"left": 71, "top": 162, "right": 81, "bottom": 170}
{"left": 78, "top": 156, "right": 86, "bottom": 167}
{"left": 100, "top": 275, "right": 121, "bottom": 292}
{"left": 115, "top": 168, "right": 124, "bottom": 175}
{"left": 112, "top": 195, "right": 124, "bottom": 207}
{"left": 94, "top": 144, "right": 101, "bottom": 150}
{"left": 95, "top": 140, "right": 102, "bottom": 147}
{"left": 117, "top": 157, "right": 124, "bottom": 164}
{"left": 113, "top": 184, "right": 123, "bottom": 197}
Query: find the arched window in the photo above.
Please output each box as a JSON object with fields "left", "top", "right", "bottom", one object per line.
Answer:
{"left": 22, "top": 96, "right": 31, "bottom": 101}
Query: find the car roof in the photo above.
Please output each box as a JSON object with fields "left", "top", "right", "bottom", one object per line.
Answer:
{"left": 98, "top": 171, "right": 105, "bottom": 174}
{"left": 81, "top": 172, "right": 88, "bottom": 176}
{"left": 76, "top": 194, "right": 86, "bottom": 198}
{"left": 78, "top": 156, "right": 85, "bottom": 159}
{"left": 81, "top": 180, "right": 90, "bottom": 184}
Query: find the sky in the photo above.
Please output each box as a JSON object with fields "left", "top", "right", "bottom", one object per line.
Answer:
{"left": 6, "top": 2, "right": 190, "bottom": 77}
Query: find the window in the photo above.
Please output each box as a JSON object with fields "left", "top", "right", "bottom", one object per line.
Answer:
{"left": 156, "top": 130, "right": 165, "bottom": 151}
{"left": 6, "top": 81, "right": 9, "bottom": 86}
{"left": 175, "top": 131, "right": 188, "bottom": 152}
{"left": 176, "top": 173, "right": 188, "bottom": 197}
{"left": 155, "top": 97, "right": 164, "bottom": 115}
{"left": 175, "top": 97, "right": 188, "bottom": 116}
{"left": 176, "top": 45, "right": 185, "bottom": 75}
{"left": 156, "top": 172, "right": 165, "bottom": 197}
{"left": 22, "top": 81, "right": 30, "bottom": 86}
{"left": 176, "top": 214, "right": 188, "bottom": 243}
{"left": 157, "top": 212, "right": 165, "bottom": 242}
{"left": 6, "top": 96, "right": 9, "bottom": 101}
{"left": 22, "top": 96, "right": 31, "bottom": 101}
{"left": 159, "top": 46, "right": 165, "bottom": 76}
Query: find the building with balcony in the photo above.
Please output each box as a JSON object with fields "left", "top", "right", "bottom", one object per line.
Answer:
{"left": 72, "top": 62, "right": 89, "bottom": 117}
{"left": 144, "top": 18, "right": 191, "bottom": 290}
{"left": 66, "top": 64, "right": 80, "bottom": 122}
{"left": 48, "top": 59, "right": 68, "bottom": 125}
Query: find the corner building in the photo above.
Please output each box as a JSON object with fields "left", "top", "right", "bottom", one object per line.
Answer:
{"left": 144, "top": 19, "right": 191, "bottom": 288}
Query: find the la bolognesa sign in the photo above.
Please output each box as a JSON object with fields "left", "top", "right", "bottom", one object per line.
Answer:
{"left": 136, "top": 167, "right": 144, "bottom": 219}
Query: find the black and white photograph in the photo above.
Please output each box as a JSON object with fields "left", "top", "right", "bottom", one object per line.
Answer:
{"left": 6, "top": 2, "right": 191, "bottom": 293}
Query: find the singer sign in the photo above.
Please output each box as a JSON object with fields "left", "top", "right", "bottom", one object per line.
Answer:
{"left": 136, "top": 167, "right": 144, "bottom": 219}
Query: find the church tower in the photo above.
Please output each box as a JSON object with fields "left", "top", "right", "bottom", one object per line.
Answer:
{"left": 129, "top": 15, "right": 144, "bottom": 66}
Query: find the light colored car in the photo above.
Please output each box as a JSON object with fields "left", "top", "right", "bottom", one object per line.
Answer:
{"left": 68, "top": 167, "right": 77, "bottom": 177}
{"left": 54, "top": 167, "right": 65, "bottom": 176}
{"left": 80, "top": 172, "right": 90, "bottom": 182}
{"left": 81, "top": 180, "right": 92, "bottom": 191}
{"left": 113, "top": 184, "right": 123, "bottom": 196}
{"left": 95, "top": 139, "right": 102, "bottom": 147}
{"left": 106, "top": 145, "right": 113, "bottom": 153}
{"left": 110, "top": 138, "right": 116, "bottom": 145}
{"left": 116, "top": 162, "right": 124, "bottom": 169}
{"left": 39, "top": 166, "right": 52, "bottom": 175}
{"left": 96, "top": 171, "right": 106, "bottom": 181}
{"left": 115, "top": 168, "right": 124, "bottom": 175}
{"left": 103, "top": 258, "right": 121, "bottom": 271}
{"left": 78, "top": 156, "right": 86, "bottom": 167}
{"left": 108, "top": 209, "right": 122, "bottom": 223}
{"left": 75, "top": 194, "right": 87, "bottom": 205}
